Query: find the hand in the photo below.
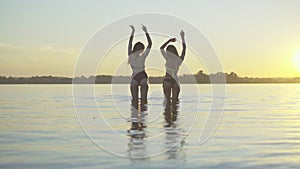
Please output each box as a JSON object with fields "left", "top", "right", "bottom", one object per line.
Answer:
{"left": 141, "top": 24, "right": 148, "bottom": 33}
{"left": 129, "top": 25, "right": 135, "bottom": 32}
{"left": 169, "top": 38, "right": 176, "bottom": 42}
{"left": 180, "top": 30, "right": 185, "bottom": 38}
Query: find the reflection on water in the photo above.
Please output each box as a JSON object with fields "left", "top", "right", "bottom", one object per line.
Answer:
{"left": 127, "top": 98, "right": 186, "bottom": 161}
{"left": 127, "top": 100, "right": 147, "bottom": 159}
{"left": 163, "top": 100, "right": 186, "bottom": 160}
{"left": 1, "top": 84, "right": 300, "bottom": 169}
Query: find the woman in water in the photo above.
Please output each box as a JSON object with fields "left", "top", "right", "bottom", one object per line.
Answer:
{"left": 160, "top": 30, "right": 186, "bottom": 104}
{"left": 128, "top": 24, "right": 152, "bottom": 109}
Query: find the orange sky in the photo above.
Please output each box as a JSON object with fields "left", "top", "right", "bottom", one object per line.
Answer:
{"left": 1, "top": 0, "right": 300, "bottom": 77}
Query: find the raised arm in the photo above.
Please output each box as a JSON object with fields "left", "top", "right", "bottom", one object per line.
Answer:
{"left": 160, "top": 38, "right": 175, "bottom": 49}
{"left": 141, "top": 24, "right": 152, "bottom": 49}
{"left": 128, "top": 25, "right": 135, "bottom": 55}
{"left": 180, "top": 30, "right": 186, "bottom": 61}
{"left": 160, "top": 38, "right": 176, "bottom": 58}
{"left": 141, "top": 24, "right": 152, "bottom": 57}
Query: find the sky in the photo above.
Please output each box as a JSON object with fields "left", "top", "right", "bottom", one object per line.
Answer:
{"left": 1, "top": 0, "right": 300, "bottom": 77}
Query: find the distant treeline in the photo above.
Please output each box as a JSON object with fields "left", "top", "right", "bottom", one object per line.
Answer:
{"left": 1, "top": 70, "right": 300, "bottom": 84}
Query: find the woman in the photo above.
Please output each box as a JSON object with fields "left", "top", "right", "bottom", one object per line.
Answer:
{"left": 160, "top": 30, "right": 186, "bottom": 104}
{"left": 128, "top": 24, "right": 152, "bottom": 109}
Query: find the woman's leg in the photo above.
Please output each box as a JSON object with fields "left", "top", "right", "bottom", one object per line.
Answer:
{"left": 163, "top": 80, "right": 172, "bottom": 104}
{"left": 172, "top": 82, "right": 180, "bottom": 104}
{"left": 140, "top": 78, "right": 149, "bottom": 105}
{"left": 130, "top": 79, "right": 139, "bottom": 109}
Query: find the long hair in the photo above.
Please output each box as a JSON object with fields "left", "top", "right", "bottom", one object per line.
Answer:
{"left": 166, "top": 45, "right": 179, "bottom": 57}
{"left": 133, "top": 42, "right": 145, "bottom": 54}
{"left": 128, "top": 42, "right": 145, "bottom": 65}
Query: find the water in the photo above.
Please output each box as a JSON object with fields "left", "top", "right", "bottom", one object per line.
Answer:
{"left": 0, "top": 84, "right": 300, "bottom": 169}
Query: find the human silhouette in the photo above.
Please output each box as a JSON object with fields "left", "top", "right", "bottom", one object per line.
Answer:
{"left": 164, "top": 101, "right": 179, "bottom": 128}
{"left": 128, "top": 24, "right": 152, "bottom": 110}
{"left": 160, "top": 30, "right": 186, "bottom": 104}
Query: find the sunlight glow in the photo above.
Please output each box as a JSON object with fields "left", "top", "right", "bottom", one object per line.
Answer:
{"left": 294, "top": 50, "right": 300, "bottom": 72}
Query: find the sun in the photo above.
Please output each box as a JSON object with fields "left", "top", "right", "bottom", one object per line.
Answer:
{"left": 294, "top": 51, "right": 300, "bottom": 72}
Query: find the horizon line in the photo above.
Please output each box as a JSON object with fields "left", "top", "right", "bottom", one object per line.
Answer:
{"left": 1, "top": 72, "right": 300, "bottom": 79}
